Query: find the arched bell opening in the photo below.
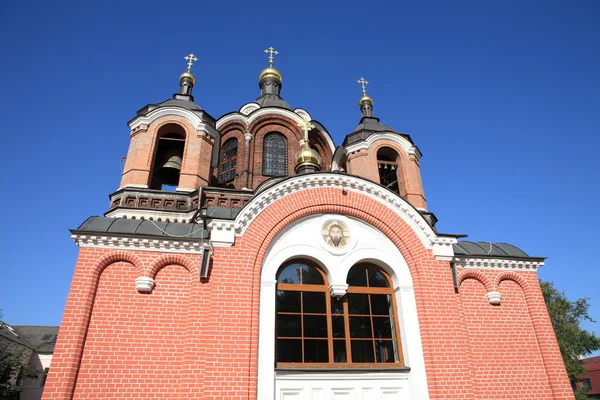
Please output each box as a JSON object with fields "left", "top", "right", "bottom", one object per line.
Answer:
{"left": 377, "top": 147, "right": 400, "bottom": 196}
{"left": 149, "top": 124, "right": 186, "bottom": 191}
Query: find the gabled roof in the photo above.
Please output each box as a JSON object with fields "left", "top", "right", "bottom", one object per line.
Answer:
{"left": 0, "top": 323, "right": 59, "bottom": 353}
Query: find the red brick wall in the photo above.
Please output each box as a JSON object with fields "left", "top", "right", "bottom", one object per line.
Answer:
{"left": 44, "top": 188, "right": 572, "bottom": 399}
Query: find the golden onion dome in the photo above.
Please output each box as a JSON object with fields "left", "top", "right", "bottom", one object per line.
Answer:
{"left": 359, "top": 95, "right": 373, "bottom": 106}
{"left": 259, "top": 67, "right": 283, "bottom": 82}
{"left": 295, "top": 146, "right": 321, "bottom": 168}
{"left": 180, "top": 71, "right": 196, "bottom": 85}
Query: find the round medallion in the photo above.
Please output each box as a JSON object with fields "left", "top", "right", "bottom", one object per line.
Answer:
{"left": 317, "top": 215, "right": 357, "bottom": 255}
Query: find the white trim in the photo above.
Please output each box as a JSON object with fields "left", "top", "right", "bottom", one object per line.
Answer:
{"left": 71, "top": 234, "right": 204, "bottom": 254}
{"left": 486, "top": 291, "right": 502, "bottom": 305}
{"left": 135, "top": 277, "right": 155, "bottom": 292}
{"left": 216, "top": 108, "right": 336, "bottom": 155}
{"left": 454, "top": 257, "right": 544, "bottom": 271}
{"left": 257, "top": 216, "right": 430, "bottom": 400}
{"left": 105, "top": 208, "right": 196, "bottom": 223}
{"left": 239, "top": 102, "right": 260, "bottom": 115}
{"left": 233, "top": 173, "right": 456, "bottom": 259}
{"left": 128, "top": 106, "right": 220, "bottom": 138}
{"left": 345, "top": 132, "right": 421, "bottom": 160}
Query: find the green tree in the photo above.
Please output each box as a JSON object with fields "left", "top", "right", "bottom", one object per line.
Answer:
{"left": 541, "top": 281, "right": 600, "bottom": 400}
{"left": 0, "top": 311, "right": 39, "bottom": 400}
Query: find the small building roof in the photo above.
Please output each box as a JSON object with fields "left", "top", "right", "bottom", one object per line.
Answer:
{"left": 453, "top": 241, "right": 543, "bottom": 259}
{"left": 74, "top": 216, "right": 207, "bottom": 239}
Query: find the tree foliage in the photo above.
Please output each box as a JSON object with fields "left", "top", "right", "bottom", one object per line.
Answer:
{"left": 0, "top": 310, "right": 38, "bottom": 400}
{"left": 541, "top": 281, "right": 600, "bottom": 400}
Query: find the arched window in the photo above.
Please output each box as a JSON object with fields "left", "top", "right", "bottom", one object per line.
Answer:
{"left": 377, "top": 147, "right": 400, "bottom": 195}
{"left": 275, "top": 261, "right": 403, "bottom": 366}
{"left": 263, "top": 133, "right": 287, "bottom": 176}
{"left": 218, "top": 138, "right": 238, "bottom": 183}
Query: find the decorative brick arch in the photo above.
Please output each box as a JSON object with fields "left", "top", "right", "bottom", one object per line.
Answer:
{"left": 494, "top": 271, "right": 573, "bottom": 399}
{"left": 147, "top": 253, "right": 197, "bottom": 279}
{"left": 458, "top": 270, "right": 494, "bottom": 292}
{"left": 91, "top": 250, "right": 145, "bottom": 279}
{"left": 496, "top": 271, "right": 529, "bottom": 291}
{"left": 231, "top": 187, "right": 443, "bottom": 398}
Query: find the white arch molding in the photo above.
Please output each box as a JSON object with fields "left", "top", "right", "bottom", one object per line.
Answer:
{"left": 257, "top": 215, "right": 430, "bottom": 400}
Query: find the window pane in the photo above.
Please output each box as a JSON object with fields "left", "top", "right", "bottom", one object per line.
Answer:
{"left": 303, "top": 315, "right": 328, "bottom": 338}
{"left": 331, "top": 297, "right": 344, "bottom": 315}
{"left": 348, "top": 294, "right": 369, "bottom": 315}
{"left": 304, "top": 340, "right": 328, "bottom": 363}
{"left": 331, "top": 316, "right": 345, "bottom": 338}
{"left": 277, "top": 339, "right": 302, "bottom": 362}
{"left": 276, "top": 291, "right": 301, "bottom": 313}
{"left": 349, "top": 316, "right": 372, "bottom": 338}
{"left": 263, "top": 133, "right": 287, "bottom": 176}
{"left": 303, "top": 292, "right": 326, "bottom": 314}
{"left": 375, "top": 340, "right": 398, "bottom": 363}
{"left": 351, "top": 340, "right": 375, "bottom": 363}
{"left": 372, "top": 317, "right": 393, "bottom": 338}
{"left": 301, "top": 264, "right": 324, "bottom": 284}
{"left": 277, "top": 314, "right": 301, "bottom": 338}
{"left": 333, "top": 340, "right": 347, "bottom": 363}
{"left": 368, "top": 268, "right": 390, "bottom": 287}
{"left": 347, "top": 265, "right": 368, "bottom": 286}
{"left": 370, "top": 294, "right": 392, "bottom": 316}
{"left": 278, "top": 264, "right": 300, "bottom": 284}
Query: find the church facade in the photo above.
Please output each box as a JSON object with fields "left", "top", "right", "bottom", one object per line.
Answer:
{"left": 42, "top": 51, "right": 574, "bottom": 400}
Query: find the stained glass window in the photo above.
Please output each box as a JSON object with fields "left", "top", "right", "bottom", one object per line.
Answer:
{"left": 263, "top": 133, "right": 287, "bottom": 176}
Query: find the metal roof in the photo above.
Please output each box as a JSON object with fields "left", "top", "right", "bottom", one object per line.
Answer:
{"left": 255, "top": 94, "right": 292, "bottom": 110}
{"left": 452, "top": 241, "right": 537, "bottom": 259}
{"left": 75, "top": 216, "right": 207, "bottom": 239}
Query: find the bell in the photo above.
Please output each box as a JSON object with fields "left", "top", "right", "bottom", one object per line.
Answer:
{"left": 154, "top": 149, "right": 182, "bottom": 186}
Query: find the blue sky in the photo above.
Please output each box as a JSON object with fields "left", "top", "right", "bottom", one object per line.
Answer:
{"left": 1, "top": 1, "right": 598, "bottom": 352}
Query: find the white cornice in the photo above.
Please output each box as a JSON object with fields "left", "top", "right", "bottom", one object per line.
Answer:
{"left": 104, "top": 208, "right": 196, "bottom": 223}
{"left": 216, "top": 108, "right": 335, "bottom": 155}
{"left": 72, "top": 234, "right": 204, "bottom": 254}
{"left": 454, "top": 257, "right": 544, "bottom": 271}
{"left": 233, "top": 173, "right": 456, "bottom": 256}
{"left": 345, "top": 132, "right": 420, "bottom": 160}
{"left": 128, "top": 107, "right": 219, "bottom": 138}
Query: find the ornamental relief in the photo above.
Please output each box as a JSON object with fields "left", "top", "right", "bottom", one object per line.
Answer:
{"left": 317, "top": 215, "right": 357, "bottom": 255}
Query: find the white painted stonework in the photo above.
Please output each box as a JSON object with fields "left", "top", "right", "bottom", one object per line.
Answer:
{"left": 276, "top": 371, "right": 409, "bottom": 400}
{"left": 258, "top": 214, "right": 430, "bottom": 400}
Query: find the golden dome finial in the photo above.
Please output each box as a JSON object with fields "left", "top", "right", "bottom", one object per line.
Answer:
{"left": 295, "top": 119, "right": 321, "bottom": 172}
{"left": 180, "top": 53, "right": 198, "bottom": 84}
{"left": 259, "top": 46, "right": 283, "bottom": 82}
{"left": 357, "top": 76, "right": 373, "bottom": 105}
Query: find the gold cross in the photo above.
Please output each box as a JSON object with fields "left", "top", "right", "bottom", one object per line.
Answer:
{"left": 298, "top": 119, "right": 315, "bottom": 147}
{"left": 184, "top": 53, "right": 198, "bottom": 71}
{"left": 264, "top": 47, "right": 279, "bottom": 67}
{"left": 357, "top": 77, "right": 369, "bottom": 96}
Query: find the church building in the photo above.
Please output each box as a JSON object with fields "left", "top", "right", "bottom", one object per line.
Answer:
{"left": 42, "top": 50, "right": 574, "bottom": 399}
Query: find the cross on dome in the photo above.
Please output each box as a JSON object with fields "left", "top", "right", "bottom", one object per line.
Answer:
{"left": 264, "top": 47, "right": 279, "bottom": 67}
{"left": 357, "top": 77, "right": 369, "bottom": 96}
{"left": 184, "top": 53, "right": 198, "bottom": 71}
{"left": 297, "top": 119, "right": 315, "bottom": 147}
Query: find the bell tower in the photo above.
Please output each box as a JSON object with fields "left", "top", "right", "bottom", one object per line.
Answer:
{"left": 108, "top": 53, "right": 220, "bottom": 222}
{"left": 118, "top": 53, "right": 218, "bottom": 193}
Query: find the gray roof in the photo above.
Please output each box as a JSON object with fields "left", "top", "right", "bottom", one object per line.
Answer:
{"left": 75, "top": 216, "right": 207, "bottom": 239}
{"left": 0, "top": 324, "right": 59, "bottom": 353}
{"left": 352, "top": 117, "right": 400, "bottom": 135}
{"left": 256, "top": 94, "right": 291, "bottom": 110}
{"left": 205, "top": 207, "right": 240, "bottom": 220}
{"left": 453, "top": 241, "right": 540, "bottom": 259}
{"left": 156, "top": 98, "right": 202, "bottom": 111}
